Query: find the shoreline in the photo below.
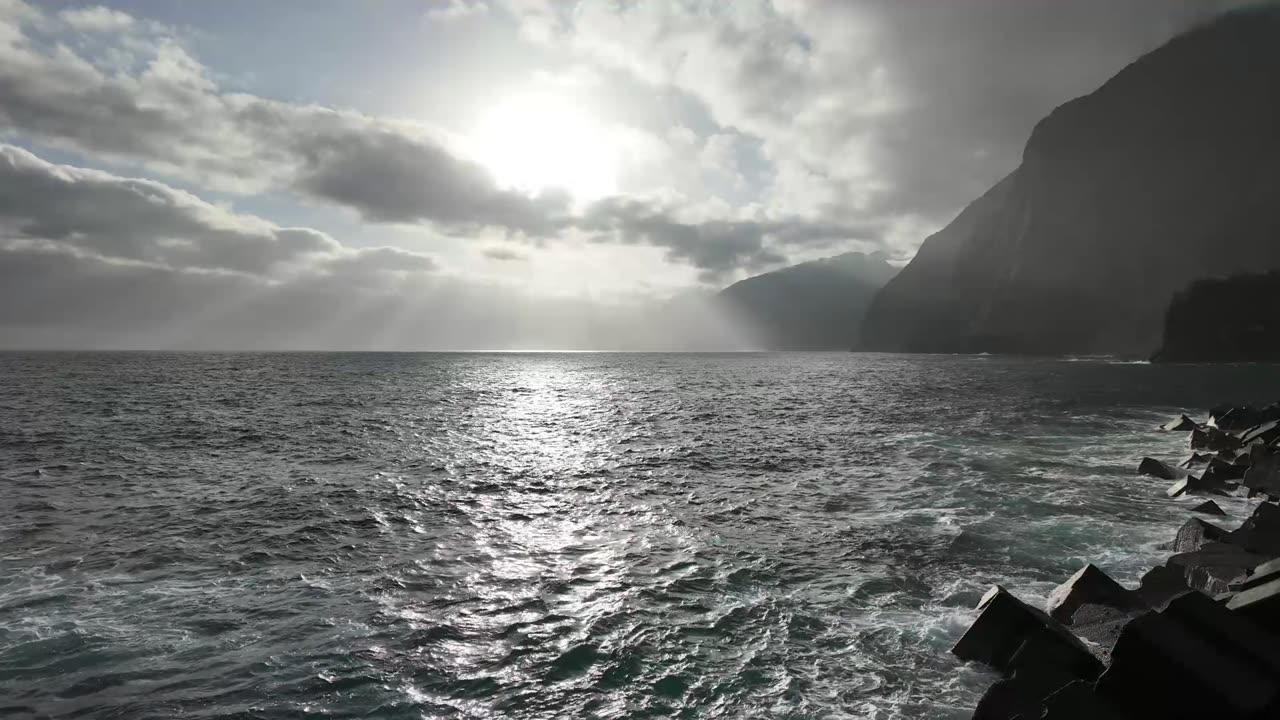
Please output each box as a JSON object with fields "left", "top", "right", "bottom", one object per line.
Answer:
{"left": 953, "top": 402, "right": 1280, "bottom": 718}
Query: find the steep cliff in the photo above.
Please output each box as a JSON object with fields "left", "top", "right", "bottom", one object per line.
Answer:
{"left": 1154, "top": 271, "right": 1280, "bottom": 362}
{"left": 861, "top": 8, "right": 1280, "bottom": 356}
{"left": 718, "top": 251, "right": 898, "bottom": 350}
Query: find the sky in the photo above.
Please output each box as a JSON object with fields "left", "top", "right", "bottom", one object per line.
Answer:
{"left": 0, "top": 0, "right": 1253, "bottom": 349}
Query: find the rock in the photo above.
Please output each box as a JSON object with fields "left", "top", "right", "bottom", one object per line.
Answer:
{"left": 1191, "top": 426, "right": 1242, "bottom": 452}
{"left": 1171, "top": 517, "right": 1230, "bottom": 553}
{"left": 1212, "top": 406, "right": 1261, "bottom": 431}
{"left": 1202, "top": 456, "right": 1248, "bottom": 483}
{"left": 1167, "top": 541, "right": 1270, "bottom": 595}
{"left": 1139, "top": 457, "right": 1189, "bottom": 480}
{"left": 1040, "top": 680, "right": 1129, "bottom": 720}
{"left": 970, "top": 678, "right": 1028, "bottom": 720}
{"left": 1239, "top": 557, "right": 1280, "bottom": 592}
{"left": 1243, "top": 453, "right": 1280, "bottom": 497}
{"left": 1095, "top": 611, "right": 1280, "bottom": 719}
{"left": 1066, "top": 602, "right": 1146, "bottom": 665}
{"left": 1227, "top": 501, "right": 1280, "bottom": 555}
{"left": 1181, "top": 452, "right": 1214, "bottom": 469}
{"left": 1241, "top": 418, "right": 1280, "bottom": 446}
{"left": 1046, "top": 564, "right": 1144, "bottom": 624}
{"left": 972, "top": 628, "right": 1104, "bottom": 720}
{"left": 1165, "top": 475, "right": 1230, "bottom": 499}
{"left": 1227, "top": 576, "right": 1280, "bottom": 634}
{"left": 1136, "top": 565, "right": 1192, "bottom": 608}
{"left": 1190, "top": 500, "right": 1227, "bottom": 516}
{"left": 952, "top": 585, "right": 1099, "bottom": 677}
{"left": 1162, "top": 415, "right": 1200, "bottom": 432}
{"left": 1240, "top": 441, "right": 1274, "bottom": 467}
{"left": 1161, "top": 591, "right": 1280, "bottom": 678}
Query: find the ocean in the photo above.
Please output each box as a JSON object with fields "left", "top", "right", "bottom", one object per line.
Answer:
{"left": 3, "top": 352, "right": 1278, "bottom": 719}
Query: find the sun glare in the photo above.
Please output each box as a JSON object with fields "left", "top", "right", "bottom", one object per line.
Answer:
{"left": 470, "top": 92, "right": 618, "bottom": 203}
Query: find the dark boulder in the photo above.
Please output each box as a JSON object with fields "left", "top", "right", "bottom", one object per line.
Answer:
{"left": 1243, "top": 453, "right": 1280, "bottom": 497}
{"left": 1136, "top": 564, "right": 1192, "bottom": 608}
{"left": 1139, "top": 457, "right": 1189, "bottom": 480}
{"left": 1191, "top": 426, "right": 1242, "bottom": 452}
{"left": 970, "top": 678, "right": 1029, "bottom": 720}
{"left": 1241, "top": 419, "right": 1280, "bottom": 447}
{"left": 1172, "top": 517, "right": 1230, "bottom": 553}
{"left": 1065, "top": 602, "right": 1146, "bottom": 665}
{"left": 1167, "top": 541, "right": 1270, "bottom": 595}
{"left": 1040, "top": 680, "right": 1130, "bottom": 720}
{"left": 1160, "top": 591, "right": 1280, "bottom": 678}
{"left": 1046, "top": 564, "right": 1145, "bottom": 624}
{"left": 972, "top": 628, "right": 1104, "bottom": 720}
{"left": 1166, "top": 474, "right": 1231, "bottom": 499}
{"left": 1190, "top": 500, "right": 1227, "bottom": 516}
{"left": 1095, "top": 611, "right": 1280, "bottom": 719}
{"left": 1162, "top": 415, "right": 1200, "bottom": 432}
{"left": 1212, "top": 406, "right": 1261, "bottom": 431}
{"left": 1227, "top": 576, "right": 1280, "bottom": 635}
{"left": 1239, "top": 441, "right": 1275, "bottom": 467}
{"left": 1227, "top": 502, "right": 1280, "bottom": 555}
{"left": 1202, "top": 456, "right": 1248, "bottom": 483}
{"left": 952, "top": 585, "right": 1100, "bottom": 677}
{"left": 1180, "top": 452, "right": 1214, "bottom": 469}
{"left": 1239, "top": 557, "right": 1280, "bottom": 592}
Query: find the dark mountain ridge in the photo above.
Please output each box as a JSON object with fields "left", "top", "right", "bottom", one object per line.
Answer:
{"left": 861, "top": 8, "right": 1280, "bottom": 356}
{"left": 718, "top": 251, "right": 898, "bottom": 350}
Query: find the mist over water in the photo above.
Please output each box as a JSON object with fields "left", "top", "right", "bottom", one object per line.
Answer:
{"left": 0, "top": 284, "right": 762, "bottom": 353}
{"left": 3, "top": 352, "right": 1278, "bottom": 719}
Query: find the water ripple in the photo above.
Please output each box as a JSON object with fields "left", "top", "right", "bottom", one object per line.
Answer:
{"left": 2, "top": 351, "right": 1279, "bottom": 718}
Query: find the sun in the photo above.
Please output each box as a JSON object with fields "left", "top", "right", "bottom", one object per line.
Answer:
{"left": 469, "top": 92, "right": 618, "bottom": 203}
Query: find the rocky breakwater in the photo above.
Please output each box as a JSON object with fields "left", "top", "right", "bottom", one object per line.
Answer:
{"left": 953, "top": 402, "right": 1280, "bottom": 719}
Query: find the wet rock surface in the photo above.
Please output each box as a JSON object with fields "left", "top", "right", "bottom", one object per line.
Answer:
{"left": 956, "top": 402, "right": 1280, "bottom": 719}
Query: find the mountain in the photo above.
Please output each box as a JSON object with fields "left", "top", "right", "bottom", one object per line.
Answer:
{"left": 718, "top": 251, "right": 899, "bottom": 350}
{"left": 861, "top": 8, "right": 1280, "bottom": 356}
{"left": 1154, "top": 271, "right": 1280, "bottom": 363}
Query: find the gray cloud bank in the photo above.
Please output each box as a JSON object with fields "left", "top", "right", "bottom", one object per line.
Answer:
{"left": 0, "top": 0, "right": 871, "bottom": 279}
{"left": 0, "top": 144, "right": 751, "bottom": 350}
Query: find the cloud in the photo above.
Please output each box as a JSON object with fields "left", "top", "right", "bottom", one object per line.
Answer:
{"left": 426, "top": 0, "right": 489, "bottom": 22}
{"left": 0, "top": 2, "right": 557, "bottom": 228}
{"left": 0, "top": 145, "right": 339, "bottom": 276}
{"left": 0, "top": 143, "right": 435, "bottom": 281}
{"left": 0, "top": 215, "right": 751, "bottom": 352}
{"left": 0, "top": 143, "right": 764, "bottom": 350}
{"left": 59, "top": 5, "right": 135, "bottom": 32}
{"left": 287, "top": 123, "right": 570, "bottom": 233}
{"left": 483, "top": 246, "right": 527, "bottom": 261}
{"left": 0, "top": 0, "right": 879, "bottom": 279}
{"left": 502, "top": 0, "right": 1257, "bottom": 240}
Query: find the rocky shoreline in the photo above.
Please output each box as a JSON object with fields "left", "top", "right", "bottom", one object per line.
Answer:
{"left": 954, "top": 402, "right": 1280, "bottom": 719}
